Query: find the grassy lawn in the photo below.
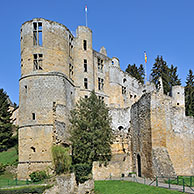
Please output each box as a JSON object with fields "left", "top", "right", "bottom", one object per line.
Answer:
{"left": 95, "top": 180, "right": 182, "bottom": 194}
{"left": 0, "top": 147, "right": 18, "bottom": 165}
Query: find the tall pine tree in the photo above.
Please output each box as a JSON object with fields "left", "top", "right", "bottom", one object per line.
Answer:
{"left": 0, "top": 89, "right": 13, "bottom": 151}
{"left": 151, "top": 56, "right": 181, "bottom": 95}
{"left": 125, "top": 64, "right": 145, "bottom": 84}
{"left": 69, "top": 91, "right": 113, "bottom": 167}
{"left": 185, "top": 69, "right": 194, "bottom": 117}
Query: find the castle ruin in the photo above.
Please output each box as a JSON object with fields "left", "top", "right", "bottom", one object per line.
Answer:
{"left": 18, "top": 18, "right": 194, "bottom": 179}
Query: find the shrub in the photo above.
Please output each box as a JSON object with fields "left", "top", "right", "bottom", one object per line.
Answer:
{"left": 74, "top": 163, "right": 92, "bottom": 184}
{"left": 0, "top": 162, "right": 5, "bottom": 174}
{"left": 29, "top": 170, "right": 49, "bottom": 182}
{"left": 52, "top": 145, "right": 72, "bottom": 175}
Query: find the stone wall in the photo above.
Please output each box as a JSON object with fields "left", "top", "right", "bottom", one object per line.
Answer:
{"left": 131, "top": 93, "right": 153, "bottom": 178}
{"left": 43, "top": 174, "right": 94, "bottom": 194}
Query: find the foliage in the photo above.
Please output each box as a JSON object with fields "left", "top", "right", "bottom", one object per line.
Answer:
{"left": 73, "top": 163, "right": 92, "bottom": 184}
{"left": 150, "top": 56, "right": 181, "bottom": 95}
{"left": 0, "top": 185, "right": 52, "bottom": 194}
{"left": 51, "top": 145, "right": 72, "bottom": 175}
{"left": 29, "top": 170, "right": 49, "bottom": 182}
{"left": 0, "top": 147, "right": 18, "bottom": 166}
{"left": 185, "top": 69, "right": 194, "bottom": 117}
{"left": 69, "top": 91, "right": 113, "bottom": 167}
{"left": 94, "top": 180, "right": 181, "bottom": 194}
{"left": 125, "top": 64, "right": 145, "bottom": 84}
{"left": 0, "top": 163, "right": 5, "bottom": 175}
{"left": 0, "top": 89, "right": 13, "bottom": 151}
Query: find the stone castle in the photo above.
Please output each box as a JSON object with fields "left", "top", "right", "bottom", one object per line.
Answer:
{"left": 17, "top": 18, "right": 194, "bottom": 179}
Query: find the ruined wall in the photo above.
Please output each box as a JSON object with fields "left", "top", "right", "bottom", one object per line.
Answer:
{"left": 131, "top": 93, "right": 153, "bottom": 177}
{"left": 93, "top": 108, "right": 132, "bottom": 180}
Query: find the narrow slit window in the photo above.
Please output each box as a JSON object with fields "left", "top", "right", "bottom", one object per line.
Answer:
{"left": 25, "top": 85, "right": 27, "bottom": 93}
{"left": 83, "top": 40, "right": 87, "bottom": 50}
{"left": 84, "top": 78, "right": 88, "bottom": 89}
{"left": 84, "top": 59, "right": 87, "bottom": 72}
{"left": 69, "top": 64, "right": 73, "bottom": 79}
{"left": 32, "top": 113, "right": 36, "bottom": 120}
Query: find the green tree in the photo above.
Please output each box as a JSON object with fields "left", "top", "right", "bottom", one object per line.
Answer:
{"left": 69, "top": 91, "right": 113, "bottom": 167}
{"left": 185, "top": 69, "right": 194, "bottom": 117}
{"left": 0, "top": 89, "right": 13, "bottom": 151}
{"left": 151, "top": 56, "right": 181, "bottom": 95}
{"left": 125, "top": 64, "right": 145, "bottom": 84}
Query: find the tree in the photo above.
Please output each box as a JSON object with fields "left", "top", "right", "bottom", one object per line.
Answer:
{"left": 0, "top": 89, "right": 13, "bottom": 151}
{"left": 151, "top": 56, "right": 181, "bottom": 95}
{"left": 69, "top": 91, "right": 113, "bottom": 167}
{"left": 125, "top": 64, "right": 145, "bottom": 84}
{"left": 185, "top": 69, "right": 194, "bottom": 117}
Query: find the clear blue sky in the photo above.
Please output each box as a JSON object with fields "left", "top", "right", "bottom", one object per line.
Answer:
{"left": 1, "top": 0, "right": 194, "bottom": 104}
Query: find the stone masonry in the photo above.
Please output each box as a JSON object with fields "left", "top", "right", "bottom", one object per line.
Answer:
{"left": 18, "top": 18, "right": 194, "bottom": 179}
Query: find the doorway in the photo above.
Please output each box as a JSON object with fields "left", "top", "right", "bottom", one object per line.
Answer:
{"left": 137, "top": 154, "right": 141, "bottom": 177}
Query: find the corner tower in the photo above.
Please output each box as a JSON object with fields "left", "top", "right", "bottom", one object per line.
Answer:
{"left": 18, "top": 18, "right": 75, "bottom": 179}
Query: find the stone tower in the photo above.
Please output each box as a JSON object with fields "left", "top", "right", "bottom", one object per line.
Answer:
{"left": 18, "top": 18, "right": 75, "bottom": 179}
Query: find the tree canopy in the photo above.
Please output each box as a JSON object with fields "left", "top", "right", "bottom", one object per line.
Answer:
{"left": 185, "top": 69, "right": 194, "bottom": 117}
{"left": 0, "top": 89, "right": 13, "bottom": 151}
{"left": 125, "top": 64, "right": 145, "bottom": 84}
{"left": 151, "top": 56, "right": 181, "bottom": 94}
{"left": 69, "top": 91, "right": 113, "bottom": 167}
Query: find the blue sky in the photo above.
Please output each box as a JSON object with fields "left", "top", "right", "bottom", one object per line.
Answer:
{"left": 1, "top": 0, "right": 194, "bottom": 104}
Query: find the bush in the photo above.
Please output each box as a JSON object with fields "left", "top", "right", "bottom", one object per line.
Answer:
{"left": 0, "top": 162, "right": 5, "bottom": 174}
{"left": 0, "top": 185, "right": 52, "bottom": 194}
{"left": 29, "top": 170, "right": 49, "bottom": 182}
{"left": 52, "top": 145, "right": 72, "bottom": 175}
{"left": 74, "top": 163, "right": 92, "bottom": 184}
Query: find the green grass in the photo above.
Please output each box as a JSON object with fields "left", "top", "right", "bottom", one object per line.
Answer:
{"left": 0, "top": 147, "right": 18, "bottom": 165}
{"left": 94, "top": 180, "right": 182, "bottom": 194}
{"left": 165, "top": 176, "right": 194, "bottom": 187}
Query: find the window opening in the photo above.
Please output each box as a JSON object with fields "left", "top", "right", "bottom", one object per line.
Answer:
{"left": 98, "top": 58, "right": 103, "bottom": 72}
{"left": 83, "top": 40, "right": 87, "bottom": 50}
{"left": 84, "top": 78, "right": 88, "bottom": 89}
{"left": 33, "top": 22, "right": 42, "bottom": 46}
{"left": 32, "top": 113, "right": 36, "bottom": 120}
{"left": 123, "top": 78, "right": 127, "bottom": 83}
{"left": 84, "top": 59, "right": 87, "bottom": 72}
{"left": 25, "top": 85, "right": 27, "bottom": 93}
{"left": 122, "top": 86, "right": 126, "bottom": 94}
{"left": 69, "top": 64, "right": 73, "bottom": 79}
{"left": 85, "top": 95, "right": 88, "bottom": 98}
{"left": 31, "top": 146, "right": 36, "bottom": 152}
{"left": 98, "top": 78, "right": 104, "bottom": 90}
{"left": 33, "top": 54, "right": 43, "bottom": 70}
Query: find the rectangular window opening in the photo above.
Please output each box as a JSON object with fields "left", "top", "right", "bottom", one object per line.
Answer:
{"left": 83, "top": 40, "right": 87, "bottom": 50}
{"left": 32, "top": 113, "right": 36, "bottom": 120}
{"left": 84, "top": 78, "right": 88, "bottom": 89}
{"left": 98, "top": 78, "right": 104, "bottom": 90}
{"left": 33, "top": 22, "right": 42, "bottom": 46}
{"left": 33, "top": 54, "right": 43, "bottom": 70}
{"left": 84, "top": 59, "right": 87, "bottom": 72}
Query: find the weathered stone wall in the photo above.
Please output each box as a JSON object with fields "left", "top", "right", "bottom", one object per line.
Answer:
{"left": 93, "top": 153, "right": 132, "bottom": 180}
{"left": 18, "top": 73, "right": 74, "bottom": 179}
{"left": 131, "top": 93, "right": 153, "bottom": 178}
{"left": 43, "top": 174, "right": 94, "bottom": 194}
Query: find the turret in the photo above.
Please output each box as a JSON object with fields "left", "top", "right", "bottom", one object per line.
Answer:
{"left": 171, "top": 85, "right": 185, "bottom": 108}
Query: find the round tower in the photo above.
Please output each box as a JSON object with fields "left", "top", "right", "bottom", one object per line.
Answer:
{"left": 18, "top": 18, "right": 75, "bottom": 179}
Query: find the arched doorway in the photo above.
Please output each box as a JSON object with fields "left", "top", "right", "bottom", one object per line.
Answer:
{"left": 137, "top": 154, "right": 141, "bottom": 177}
